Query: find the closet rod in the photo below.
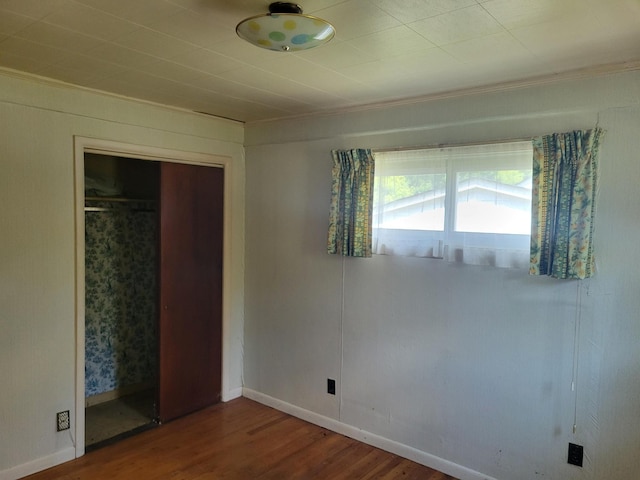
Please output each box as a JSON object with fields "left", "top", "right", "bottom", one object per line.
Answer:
{"left": 85, "top": 196, "right": 156, "bottom": 203}
{"left": 84, "top": 207, "right": 156, "bottom": 212}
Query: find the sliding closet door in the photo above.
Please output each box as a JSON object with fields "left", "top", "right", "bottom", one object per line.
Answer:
{"left": 158, "top": 162, "right": 224, "bottom": 423}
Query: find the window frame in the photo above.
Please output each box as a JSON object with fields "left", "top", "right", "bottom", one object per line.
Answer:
{"left": 372, "top": 141, "right": 533, "bottom": 262}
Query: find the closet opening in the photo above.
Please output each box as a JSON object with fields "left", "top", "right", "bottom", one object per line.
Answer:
{"left": 75, "top": 137, "right": 230, "bottom": 458}
{"left": 84, "top": 154, "right": 160, "bottom": 450}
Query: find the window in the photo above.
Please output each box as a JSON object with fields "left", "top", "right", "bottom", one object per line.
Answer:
{"left": 373, "top": 141, "right": 533, "bottom": 268}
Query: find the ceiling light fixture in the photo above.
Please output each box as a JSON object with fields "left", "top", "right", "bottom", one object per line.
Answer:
{"left": 236, "top": 2, "right": 335, "bottom": 52}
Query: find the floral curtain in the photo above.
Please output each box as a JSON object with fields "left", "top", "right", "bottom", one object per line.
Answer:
{"left": 530, "top": 128, "right": 605, "bottom": 279}
{"left": 327, "top": 149, "right": 375, "bottom": 257}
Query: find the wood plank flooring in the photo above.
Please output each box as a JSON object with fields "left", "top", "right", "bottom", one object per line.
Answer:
{"left": 25, "top": 397, "right": 458, "bottom": 480}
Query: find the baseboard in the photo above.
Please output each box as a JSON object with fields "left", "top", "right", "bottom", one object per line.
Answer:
{"left": 222, "top": 387, "right": 243, "bottom": 402}
{"left": 0, "top": 447, "right": 75, "bottom": 480}
{"left": 242, "top": 388, "right": 496, "bottom": 480}
{"left": 1, "top": 389, "right": 491, "bottom": 480}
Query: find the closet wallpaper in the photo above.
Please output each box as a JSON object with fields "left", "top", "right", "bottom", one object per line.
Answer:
{"left": 85, "top": 201, "right": 158, "bottom": 397}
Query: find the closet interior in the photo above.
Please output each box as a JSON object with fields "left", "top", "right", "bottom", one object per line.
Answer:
{"left": 84, "top": 154, "right": 160, "bottom": 449}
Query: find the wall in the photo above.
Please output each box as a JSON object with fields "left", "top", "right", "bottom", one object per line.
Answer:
{"left": 0, "top": 70, "right": 245, "bottom": 478}
{"left": 243, "top": 69, "right": 640, "bottom": 480}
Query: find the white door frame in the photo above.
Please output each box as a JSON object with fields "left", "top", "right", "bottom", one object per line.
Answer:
{"left": 73, "top": 136, "right": 234, "bottom": 458}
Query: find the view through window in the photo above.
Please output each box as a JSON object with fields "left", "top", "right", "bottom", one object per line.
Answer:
{"left": 373, "top": 141, "right": 533, "bottom": 268}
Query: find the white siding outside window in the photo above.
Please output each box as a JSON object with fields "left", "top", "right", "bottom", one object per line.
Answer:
{"left": 373, "top": 141, "right": 533, "bottom": 268}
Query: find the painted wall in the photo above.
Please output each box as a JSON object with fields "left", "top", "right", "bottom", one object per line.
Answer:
{"left": 243, "top": 70, "right": 640, "bottom": 480}
{"left": 0, "top": 70, "right": 245, "bottom": 478}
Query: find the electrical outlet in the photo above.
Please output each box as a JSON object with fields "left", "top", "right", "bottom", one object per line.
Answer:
{"left": 568, "top": 443, "right": 583, "bottom": 467}
{"left": 327, "top": 378, "right": 336, "bottom": 395}
{"left": 56, "top": 411, "right": 70, "bottom": 432}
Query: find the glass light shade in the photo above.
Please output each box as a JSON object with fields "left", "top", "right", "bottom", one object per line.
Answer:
{"left": 236, "top": 13, "right": 335, "bottom": 52}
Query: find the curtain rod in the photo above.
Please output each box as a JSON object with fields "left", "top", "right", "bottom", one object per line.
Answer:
{"left": 372, "top": 136, "right": 533, "bottom": 153}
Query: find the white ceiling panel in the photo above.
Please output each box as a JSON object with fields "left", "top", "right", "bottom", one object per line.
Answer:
{"left": 442, "top": 31, "right": 532, "bottom": 65}
{"left": 82, "top": 43, "right": 159, "bottom": 70}
{"left": 14, "top": 21, "right": 104, "bottom": 53}
{"left": 136, "top": 59, "right": 213, "bottom": 86}
{"left": 54, "top": 52, "right": 129, "bottom": 79}
{"left": 409, "top": 4, "right": 505, "bottom": 46}
{"left": 40, "top": 2, "right": 140, "bottom": 41}
{"left": 217, "top": 64, "right": 347, "bottom": 106}
{"left": 113, "top": 28, "right": 198, "bottom": 60}
{"left": 512, "top": 14, "right": 618, "bottom": 64}
{"left": 170, "top": 48, "right": 246, "bottom": 76}
{"left": 345, "top": 26, "right": 436, "bottom": 61}
{"left": 0, "top": 51, "right": 45, "bottom": 74}
{"left": 0, "top": 0, "right": 638, "bottom": 123}
{"left": 296, "top": 40, "right": 378, "bottom": 70}
{"left": 372, "top": 0, "right": 478, "bottom": 23}
{"left": 185, "top": 74, "right": 318, "bottom": 113}
{"left": 0, "top": 36, "right": 71, "bottom": 65}
{"left": 0, "top": 0, "right": 73, "bottom": 20}
{"left": 320, "top": 0, "right": 403, "bottom": 41}
{"left": 480, "top": 0, "right": 572, "bottom": 30}
{"left": 36, "top": 62, "right": 101, "bottom": 84}
{"left": 74, "top": 0, "right": 185, "bottom": 27}
{"left": 0, "top": 10, "right": 36, "bottom": 36}
{"left": 146, "top": 8, "right": 235, "bottom": 49}
{"left": 205, "top": 36, "right": 276, "bottom": 65}
{"left": 86, "top": 75, "right": 177, "bottom": 104}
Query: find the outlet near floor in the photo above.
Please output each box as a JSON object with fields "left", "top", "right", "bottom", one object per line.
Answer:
{"left": 327, "top": 378, "right": 336, "bottom": 395}
{"left": 568, "top": 443, "right": 583, "bottom": 467}
{"left": 57, "top": 410, "right": 70, "bottom": 431}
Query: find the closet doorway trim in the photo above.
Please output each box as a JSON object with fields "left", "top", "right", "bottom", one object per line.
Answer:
{"left": 73, "top": 136, "right": 234, "bottom": 459}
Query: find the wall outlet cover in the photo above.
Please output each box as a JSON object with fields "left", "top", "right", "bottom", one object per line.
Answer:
{"left": 568, "top": 442, "right": 583, "bottom": 467}
{"left": 327, "top": 378, "right": 336, "bottom": 395}
{"left": 57, "top": 410, "right": 70, "bottom": 431}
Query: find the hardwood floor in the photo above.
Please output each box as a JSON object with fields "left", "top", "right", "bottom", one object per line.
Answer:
{"left": 25, "top": 397, "right": 458, "bottom": 480}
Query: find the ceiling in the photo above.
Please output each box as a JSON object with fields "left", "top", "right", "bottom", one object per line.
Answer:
{"left": 1, "top": 0, "right": 639, "bottom": 124}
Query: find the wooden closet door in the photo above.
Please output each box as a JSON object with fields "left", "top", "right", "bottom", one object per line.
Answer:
{"left": 158, "top": 162, "right": 224, "bottom": 423}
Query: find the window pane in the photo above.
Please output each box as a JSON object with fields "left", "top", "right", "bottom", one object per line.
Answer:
{"left": 372, "top": 141, "right": 533, "bottom": 266}
{"left": 374, "top": 173, "right": 446, "bottom": 231}
{"left": 455, "top": 169, "right": 532, "bottom": 234}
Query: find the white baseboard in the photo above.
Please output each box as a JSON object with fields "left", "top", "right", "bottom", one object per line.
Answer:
{"left": 2, "top": 390, "right": 492, "bottom": 480}
{"left": 242, "top": 388, "right": 496, "bottom": 480}
{"left": 222, "top": 387, "right": 243, "bottom": 402}
{"left": 0, "top": 447, "right": 75, "bottom": 480}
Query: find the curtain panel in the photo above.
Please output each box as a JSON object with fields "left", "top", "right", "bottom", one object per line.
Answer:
{"left": 530, "top": 128, "right": 605, "bottom": 279}
{"left": 327, "top": 149, "right": 375, "bottom": 257}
